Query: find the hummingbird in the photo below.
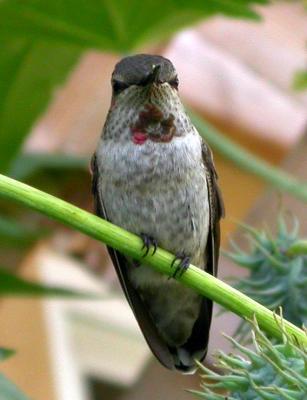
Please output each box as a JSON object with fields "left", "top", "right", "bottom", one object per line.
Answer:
{"left": 91, "top": 54, "right": 224, "bottom": 373}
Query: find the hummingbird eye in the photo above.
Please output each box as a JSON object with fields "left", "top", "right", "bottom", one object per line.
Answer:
{"left": 112, "top": 80, "right": 129, "bottom": 94}
{"left": 168, "top": 77, "right": 179, "bottom": 89}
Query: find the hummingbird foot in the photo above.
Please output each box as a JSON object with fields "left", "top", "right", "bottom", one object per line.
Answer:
{"left": 170, "top": 253, "right": 191, "bottom": 279}
{"left": 140, "top": 233, "right": 158, "bottom": 257}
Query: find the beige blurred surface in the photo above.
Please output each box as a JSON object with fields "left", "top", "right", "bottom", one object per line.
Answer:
{"left": 1, "top": 2, "right": 307, "bottom": 399}
{"left": 199, "top": 2, "right": 307, "bottom": 101}
{"left": 0, "top": 245, "right": 55, "bottom": 400}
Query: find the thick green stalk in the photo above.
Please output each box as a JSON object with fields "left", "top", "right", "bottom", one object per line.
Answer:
{"left": 189, "top": 111, "right": 307, "bottom": 203}
{"left": 0, "top": 173, "right": 305, "bottom": 344}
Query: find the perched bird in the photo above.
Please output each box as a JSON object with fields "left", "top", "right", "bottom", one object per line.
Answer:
{"left": 91, "top": 54, "right": 224, "bottom": 373}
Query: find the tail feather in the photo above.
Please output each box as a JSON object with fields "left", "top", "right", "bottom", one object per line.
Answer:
{"left": 171, "top": 347, "right": 207, "bottom": 374}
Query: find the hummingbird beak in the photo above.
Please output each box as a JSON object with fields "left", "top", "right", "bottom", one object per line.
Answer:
{"left": 145, "top": 64, "right": 161, "bottom": 86}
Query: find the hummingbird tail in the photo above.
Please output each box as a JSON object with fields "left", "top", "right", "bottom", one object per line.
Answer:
{"left": 172, "top": 347, "right": 207, "bottom": 374}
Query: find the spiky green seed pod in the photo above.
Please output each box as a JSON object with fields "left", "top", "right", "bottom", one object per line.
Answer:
{"left": 190, "top": 318, "right": 307, "bottom": 400}
{"left": 226, "top": 216, "right": 307, "bottom": 337}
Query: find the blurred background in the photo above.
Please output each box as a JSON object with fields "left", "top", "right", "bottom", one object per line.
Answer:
{"left": 0, "top": 1, "right": 307, "bottom": 399}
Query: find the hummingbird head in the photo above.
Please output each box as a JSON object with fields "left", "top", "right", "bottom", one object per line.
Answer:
{"left": 105, "top": 54, "right": 191, "bottom": 143}
{"left": 111, "top": 54, "right": 178, "bottom": 97}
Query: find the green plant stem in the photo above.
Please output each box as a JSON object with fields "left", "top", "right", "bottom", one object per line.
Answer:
{"left": 0, "top": 173, "right": 305, "bottom": 345}
{"left": 189, "top": 111, "right": 307, "bottom": 203}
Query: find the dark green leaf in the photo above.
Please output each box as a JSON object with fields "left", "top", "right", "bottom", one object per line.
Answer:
{"left": 293, "top": 69, "right": 307, "bottom": 91}
{"left": 0, "top": 267, "right": 100, "bottom": 299}
{"left": 9, "top": 153, "right": 89, "bottom": 180}
{"left": 0, "top": 348, "right": 15, "bottom": 362}
{"left": 0, "top": 373, "right": 30, "bottom": 400}
{"left": 0, "top": 1, "right": 268, "bottom": 51}
{"left": 0, "top": 38, "right": 81, "bottom": 173}
{"left": 0, "top": 0, "right": 269, "bottom": 173}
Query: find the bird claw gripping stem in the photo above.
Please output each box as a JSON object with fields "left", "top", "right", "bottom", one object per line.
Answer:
{"left": 170, "top": 253, "right": 191, "bottom": 279}
{"left": 140, "top": 233, "right": 158, "bottom": 257}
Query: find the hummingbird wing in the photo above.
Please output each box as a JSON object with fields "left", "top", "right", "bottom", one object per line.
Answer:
{"left": 90, "top": 153, "right": 175, "bottom": 370}
{"left": 202, "top": 140, "right": 225, "bottom": 278}
{"left": 178, "top": 139, "right": 224, "bottom": 367}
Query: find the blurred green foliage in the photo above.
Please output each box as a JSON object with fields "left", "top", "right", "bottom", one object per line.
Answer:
{"left": 0, "top": 348, "right": 15, "bottom": 361}
{"left": 9, "top": 153, "right": 89, "bottom": 181}
{"left": 0, "top": 39, "right": 80, "bottom": 174}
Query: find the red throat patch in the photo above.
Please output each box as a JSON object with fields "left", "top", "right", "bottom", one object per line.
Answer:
{"left": 131, "top": 104, "right": 176, "bottom": 145}
{"left": 132, "top": 131, "right": 148, "bottom": 145}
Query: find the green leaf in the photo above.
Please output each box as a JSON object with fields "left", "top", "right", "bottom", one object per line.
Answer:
{"left": 0, "top": 0, "right": 268, "bottom": 173}
{"left": 9, "top": 153, "right": 89, "bottom": 180}
{"left": 0, "top": 348, "right": 15, "bottom": 362}
{"left": 0, "top": 38, "right": 81, "bottom": 173}
{"left": 0, "top": 373, "right": 30, "bottom": 400}
{"left": 0, "top": 1, "right": 268, "bottom": 51}
{"left": 292, "top": 69, "right": 307, "bottom": 91}
{"left": 0, "top": 267, "right": 100, "bottom": 299}
{"left": 0, "top": 215, "right": 47, "bottom": 248}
